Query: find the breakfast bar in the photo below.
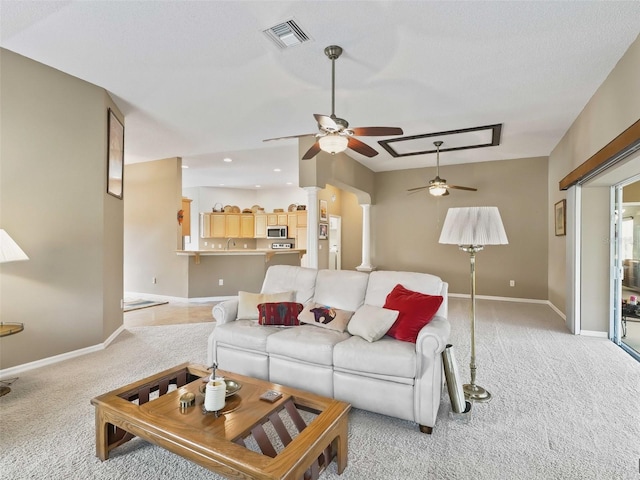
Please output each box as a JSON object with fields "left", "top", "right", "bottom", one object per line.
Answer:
{"left": 176, "top": 248, "right": 306, "bottom": 298}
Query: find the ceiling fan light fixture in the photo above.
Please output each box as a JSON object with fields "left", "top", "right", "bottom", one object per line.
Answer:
{"left": 319, "top": 134, "right": 348, "bottom": 155}
{"left": 429, "top": 185, "right": 447, "bottom": 196}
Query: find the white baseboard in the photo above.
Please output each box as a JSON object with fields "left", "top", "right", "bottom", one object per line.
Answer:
{"left": 0, "top": 325, "right": 126, "bottom": 380}
{"left": 449, "top": 293, "right": 568, "bottom": 321}
{"left": 579, "top": 330, "right": 608, "bottom": 338}
{"left": 124, "top": 292, "right": 233, "bottom": 303}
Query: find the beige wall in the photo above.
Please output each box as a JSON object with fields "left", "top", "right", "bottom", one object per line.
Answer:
{"left": 373, "top": 157, "right": 549, "bottom": 298}
{"left": 548, "top": 34, "right": 640, "bottom": 317}
{"left": 0, "top": 49, "right": 123, "bottom": 369}
{"left": 124, "top": 158, "right": 188, "bottom": 297}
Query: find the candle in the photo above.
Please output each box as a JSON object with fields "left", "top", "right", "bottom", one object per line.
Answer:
{"left": 204, "top": 378, "right": 226, "bottom": 412}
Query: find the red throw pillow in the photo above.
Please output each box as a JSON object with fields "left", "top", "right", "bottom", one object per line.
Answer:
{"left": 257, "top": 302, "right": 304, "bottom": 326}
{"left": 383, "top": 284, "right": 443, "bottom": 343}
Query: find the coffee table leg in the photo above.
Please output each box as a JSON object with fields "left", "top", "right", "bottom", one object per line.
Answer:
{"left": 335, "top": 418, "right": 349, "bottom": 474}
{"left": 95, "top": 408, "right": 110, "bottom": 461}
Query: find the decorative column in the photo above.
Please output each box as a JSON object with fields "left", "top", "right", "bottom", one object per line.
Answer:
{"left": 304, "top": 187, "right": 320, "bottom": 269}
{"left": 356, "top": 203, "right": 375, "bottom": 272}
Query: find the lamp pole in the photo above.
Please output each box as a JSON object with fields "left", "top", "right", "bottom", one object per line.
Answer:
{"left": 460, "top": 245, "right": 491, "bottom": 402}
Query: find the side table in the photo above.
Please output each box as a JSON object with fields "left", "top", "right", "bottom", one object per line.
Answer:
{"left": 0, "top": 322, "right": 24, "bottom": 397}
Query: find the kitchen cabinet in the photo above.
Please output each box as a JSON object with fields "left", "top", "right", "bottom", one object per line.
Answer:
{"left": 267, "top": 214, "right": 278, "bottom": 226}
{"left": 225, "top": 214, "right": 240, "bottom": 238}
{"left": 277, "top": 213, "right": 288, "bottom": 226}
{"left": 211, "top": 214, "right": 226, "bottom": 238}
{"left": 240, "top": 214, "right": 254, "bottom": 238}
{"left": 255, "top": 214, "right": 267, "bottom": 238}
{"left": 200, "top": 213, "right": 211, "bottom": 238}
{"left": 181, "top": 198, "right": 192, "bottom": 236}
{"left": 287, "top": 213, "right": 297, "bottom": 237}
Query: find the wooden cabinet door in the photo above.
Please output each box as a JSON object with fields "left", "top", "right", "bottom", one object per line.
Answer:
{"left": 240, "top": 214, "right": 254, "bottom": 238}
{"left": 255, "top": 214, "right": 267, "bottom": 238}
{"left": 297, "top": 211, "right": 307, "bottom": 227}
{"left": 287, "top": 213, "right": 298, "bottom": 239}
{"left": 267, "top": 214, "right": 278, "bottom": 226}
{"left": 296, "top": 227, "right": 307, "bottom": 250}
{"left": 211, "top": 214, "right": 226, "bottom": 238}
{"left": 277, "top": 213, "right": 288, "bottom": 226}
{"left": 225, "top": 214, "right": 241, "bottom": 238}
{"left": 200, "top": 213, "right": 211, "bottom": 238}
{"left": 181, "top": 198, "right": 192, "bottom": 236}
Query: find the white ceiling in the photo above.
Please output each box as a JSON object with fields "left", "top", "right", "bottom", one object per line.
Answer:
{"left": 2, "top": 1, "right": 639, "bottom": 189}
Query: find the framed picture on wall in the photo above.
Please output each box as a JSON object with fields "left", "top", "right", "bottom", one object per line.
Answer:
{"left": 319, "top": 199, "right": 328, "bottom": 222}
{"left": 107, "top": 108, "right": 124, "bottom": 199}
{"left": 554, "top": 199, "right": 566, "bottom": 236}
{"left": 319, "top": 223, "right": 328, "bottom": 239}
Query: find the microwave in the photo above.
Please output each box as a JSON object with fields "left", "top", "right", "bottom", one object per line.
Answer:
{"left": 267, "top": 226, "right": 288, "bottom": 239}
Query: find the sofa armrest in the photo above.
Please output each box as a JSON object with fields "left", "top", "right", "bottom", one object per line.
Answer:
{"left": 212, "top": 298, "right": 239, "bottom": 324}
{"left": 415, "top": 316, "right": 450, "bottom": 355}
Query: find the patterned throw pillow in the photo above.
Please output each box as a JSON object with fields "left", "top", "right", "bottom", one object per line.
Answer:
{"left": 257, "top": 302, "right": 304, "bottom": 326}
{"left": 237, "top": 291, "right": 295, "bottom": 320}
{"left": 383, "top": 284, "right": 443, "bottom": 343}
{"left": 298, "top": 303, "right": 354, "bottom": 332}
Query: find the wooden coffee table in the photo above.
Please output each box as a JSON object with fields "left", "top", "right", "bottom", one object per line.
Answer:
{"left": 90, "top": 363, "right": 351, "bottom": 480}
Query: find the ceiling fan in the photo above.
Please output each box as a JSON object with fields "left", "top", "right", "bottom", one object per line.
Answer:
{"left": 407, "top": 141, "right": 478, "bottom": 196}
{"left": 263, "top": 45, "right": 404, "bottom": 160}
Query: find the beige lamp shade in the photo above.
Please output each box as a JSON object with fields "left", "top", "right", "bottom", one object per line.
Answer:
{"left": 0, "top": 229, "right": 29, "bottom": 263}
{"left": 439, "top": 207, "right": 508, "bottom": 246}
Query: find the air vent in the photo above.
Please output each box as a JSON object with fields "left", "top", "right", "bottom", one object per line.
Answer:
{"left": 263, "top": 19, "right": 311, "bottom": 49}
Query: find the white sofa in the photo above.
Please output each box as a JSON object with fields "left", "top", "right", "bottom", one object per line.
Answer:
{"left": 207, "top": 265, "right": 450, "bottom": 433}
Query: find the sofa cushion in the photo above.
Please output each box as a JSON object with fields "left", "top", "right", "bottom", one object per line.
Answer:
{"left": 266, "top": 326, "right": 350, "bottom": 366}
{"left": 257, "top": 302, "right": 303, "bottom": 326}
{"left": 214, "top": 320, "right": 281, "bottom": 353}
{"left": 364, "top": 270, "right": 446, "bottom": 317}
{"left": 261, "top": 265, "right": 318, "bottom": 305}
{"left": 298, "top": 303, "right": 354, "bottom": 332}
{"left": 237, "top": 291, "right": 295, "bottom": 320}
{"left": 347, "top": 304, "right": 399, "bottom": 342}
{"left": 333, "top": 335, "right": 417, "bottom": 378}
{"left": 384, "top": 284, "right": 443, "bottom": 343}
{"left": 313, "top": 269, "right": 369, "bottom": 312}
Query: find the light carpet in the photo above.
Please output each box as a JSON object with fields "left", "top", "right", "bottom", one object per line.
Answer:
{"left": 1, "top": 299, "right": 639, "bottom": 479}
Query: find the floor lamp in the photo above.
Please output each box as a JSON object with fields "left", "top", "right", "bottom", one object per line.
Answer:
{"left": 439, "top": 207, "right": 508, "bottom": 402}
{"left": 0, "top": 229, "right": 29, "bottom": 397}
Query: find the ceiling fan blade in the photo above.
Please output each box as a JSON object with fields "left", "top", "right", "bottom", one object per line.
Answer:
{"left": 448, "top": 185, "right": 478, "bottom": 191}
{"left": 302, "top": 141, "right": 322, "bottom": 160}
{"left": 407, "top": 185, "right": 429, "bottom": 192}
{"left": 347, "top": 137, "right": 379, "bottom": 157}
{"left": 263, "top": 132, "right": 316, "bottom": 142}
{"left": 314, "top": 114, "right": 339, "bottom": 130}
{"left": 350, "top": 126, "right": 404, "bottom": 136}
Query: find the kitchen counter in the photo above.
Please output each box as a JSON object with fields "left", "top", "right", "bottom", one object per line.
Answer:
{"left": 177, "top": 248, "right": 306, "bottom": 264}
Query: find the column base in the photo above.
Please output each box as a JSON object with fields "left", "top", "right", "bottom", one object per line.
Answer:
{"left": 356, "top": 265, "right": 376, "bottom": 272}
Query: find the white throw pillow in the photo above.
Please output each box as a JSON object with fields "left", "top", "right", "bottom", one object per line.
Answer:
{"left": 237, "top": 291, "right": 295, "bottom": 320}
{"left": 347, "top": 304, "right": 399, "bottom": 342}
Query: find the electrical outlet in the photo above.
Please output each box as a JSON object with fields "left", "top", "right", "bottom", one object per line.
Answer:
{"left": 204, "top": 241, "right": 208, "bottom": 246}
{"left": 218, "top": 279, "right": 224, "bottom": 286}
{"left": 152, "top": 277, "right": 157, "bottom": 284}
{"left": 218, "top": 244, "right": 222, "bottom": 249}
{"left": 244, "top": 244, "right": 247, "bottom": 249}
{"left": 509, "top": 280, "right": 515, "bottom": 287}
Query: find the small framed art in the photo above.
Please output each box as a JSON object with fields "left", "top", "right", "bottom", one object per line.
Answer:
{"left": 319, "top": 199, "right": 328, "bottom": 222}
{"left": 319, "top": 223, "right": 328, "bottom": 239}
{"left": 554, "top": 199, "right": 566, "bottom": 236}
{"left": 107, "top": 108, "right": 124, "bottom": 199}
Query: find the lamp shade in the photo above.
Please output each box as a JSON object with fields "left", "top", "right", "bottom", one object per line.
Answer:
{"left": 439, "top": 207, "right": 508, "bottom": 246}
{"left": 0, "top": 229, "right": 29, "bottom": 263}
{"left": 318, "top": 134, "right": 348, "bottom": 155}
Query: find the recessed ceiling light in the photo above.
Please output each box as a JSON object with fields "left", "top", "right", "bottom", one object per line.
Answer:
{"left": 255, "top": 185, "right": 261, "bottom": 188}
{"left": 286, "top": 182, "right": 293, "bottom": 185}
{"left": 219, "top": 183, "right": 225, "bottom": 186}
{"left": 273, "top": 168, "right": 281, "bottom": 172}
{"left": 181, "top": 165, "right": 189, "bottom": 169}
{"left": 223, "top": 157, "right": 232, "bottom": 163}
